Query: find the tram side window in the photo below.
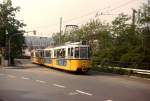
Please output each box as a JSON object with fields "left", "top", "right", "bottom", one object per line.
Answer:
{"left": 61, "top": 49, "right": 65, "bottom": 58}
{"left": 68, "top": 48, "right": 70, "bottom": 57}
{"left": 57, "top": 49, "right": 60, "bottom": 58}
{"left": 45, "top": 50, "right": 51, "bottom": 57}
{"left": 71, "top": 48, "right": 73, "bottom": 57}
{"left": 88, "top": 47, "right": 90, "bottom": 58}
{"left": 42, "top": 51, "right": 43, "bottom": 57}
{"left": 68, "top": 48, "right": 74, "bottom": 58}
{"left": 40, "top": 51, "right": 43, "bottom": 57}
{"left": 75, "top": 47, "right": 79, "bottom": 58}
{"left": 56, "top": 49, "right": 66, "bottom": 58}
{"left": 35, "top": 52, "right": 39, "bottom": 57}
{"left": 31, "top": 52, "right": 34, "bottom": 57}
{"left": 54, "top": 50, "right": 57, "bottom": 58}
{"left": 68, "top": 48, "right": 72, "bottom": 58}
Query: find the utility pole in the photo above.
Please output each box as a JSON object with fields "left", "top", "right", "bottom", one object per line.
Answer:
{"left": 132, "top": 9, "right": 137, "bottom": 33}
{"left": 59, "top": 17, "right": 62, "bottom": 45}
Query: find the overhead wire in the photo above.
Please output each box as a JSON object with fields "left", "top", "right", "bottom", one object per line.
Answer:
{"left": 35, "top": 6, "right": 110, "bottom": 29}
{"left": 76, "top": 0, "right": 138, "bottom": 25}
{"left": 109, "top": 0, "right": 137, "bottom": 12}
{"left": 62, "top": 0, "right": 138, "bottom": 25}
{"left": 63, "top": 6, "right": 110, "bottom": 24}
{"left": 36, "top": 0, "right": 138, "bottom": 31}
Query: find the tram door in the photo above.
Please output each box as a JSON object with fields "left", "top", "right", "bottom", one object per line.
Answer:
{"left": 67, "top": 47, "right": 74, "bottom": 70}
{"left": 55, "top": 48, "right": 68, "bottom": 68}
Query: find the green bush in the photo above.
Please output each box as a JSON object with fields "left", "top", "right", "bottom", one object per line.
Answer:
{"left": 92, "top": 66, "right": 130, "bottom": 75}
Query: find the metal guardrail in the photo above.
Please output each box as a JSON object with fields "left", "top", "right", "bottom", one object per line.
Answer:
{"left": 123, "top": 68, "right": 150, "bottom": 75}
{"left": 100, "top": 66, "right": 150, "bottom": 75}
{"left": 108, "top": 61, "right": 150, "bottom": 69}
{"left": 93, "top": 60, "right": 150, "bottom": 75}
{"left": 109, "top": 66, "right": 150, "bottom": 75}
{"left": 93, "top": 60, "right": 150, "bottom": 69}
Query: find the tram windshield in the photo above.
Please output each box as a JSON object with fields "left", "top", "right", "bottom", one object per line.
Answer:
{"left": 74, "top": 47, "right": 89, "bottom": 59}
{"left": 80, "top": 47, "right": 88, "bottom": 59}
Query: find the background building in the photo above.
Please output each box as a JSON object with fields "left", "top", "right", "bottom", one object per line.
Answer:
{"left": 23, "top": 36, "right": 53, "bottom": 56}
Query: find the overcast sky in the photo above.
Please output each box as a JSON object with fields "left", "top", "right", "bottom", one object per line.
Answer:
{"left": 0, "top": 0, "right": 147, "bottom": 36}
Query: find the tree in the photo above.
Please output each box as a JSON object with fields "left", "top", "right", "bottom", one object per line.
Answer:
{"left": 52, "top": 4, "right": 150, "bottom": 69}
{"left": 0, "top": 0, "right": 26, "bottom": 65}
{"left": 52, "top": 32, "right": 60, "bottom": 46}
{"left": 111, "top": 13, "right": 134, "bottom": 61}
{"left": 136, "top": 2, "right": 150, "bottom": 62}
{"left": 138, "top": 3, "right": 150, "bottom": 50}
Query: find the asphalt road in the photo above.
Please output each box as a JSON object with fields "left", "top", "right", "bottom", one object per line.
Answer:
{"left": 0, "top": 63, "right": 150, "bottom": 101}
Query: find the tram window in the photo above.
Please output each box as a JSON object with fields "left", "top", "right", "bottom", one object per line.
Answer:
{"left": 42, "top": 51, "right": 44, "bottom": 57}
{"left": 88, "top": 47, "right": 90, "bottom": 58}
{"left": 31, "top": 52, "right": 34, "bottom": 57}
{"left": 57, "top": 49, "right": 61, "bottom": 58}
{"left": 68, "top": 48, "right": 73, "bottom": 58}
{"left": 35, "top": 52, "right": 39, "bottom": 57}
{"left": 71, "top": 48, "right": 73, "bottom": 57}
{"left": 80, "top": 47, "right": 88, "bottom": 58}
{"left": 68, "top": 48, "right": 71, "bottom": 57}
{"left": 56, "top": 49, "right": 66, "bottom": 58}
{"left": 54, "top": 50, "right": 57, "bottom": 58}
{"left": 37, "top": 51, "right": 41, "bottom": 57}
{"left": 40, "top": 51, "right": 43, "bottom": 57}
{"left": 75, "top": 47, "right": 79, "bottom": 58}
{"left": 45, "top": 50, "right": 51, "bottom": 57}
{"left": 61, "top": 48, "right": 65, "bottom": 58}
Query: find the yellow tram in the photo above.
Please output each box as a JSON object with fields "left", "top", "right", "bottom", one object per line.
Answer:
{"left": 31, "top": 42, "right": 91, "bottom": 73}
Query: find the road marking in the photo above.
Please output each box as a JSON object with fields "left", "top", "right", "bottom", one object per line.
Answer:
{"left": 21, "top": 76, "right": 30, "bottom": 80}
{"left": 76, "top": 90, "right": 93, "bottom": 96}
{"left": 130, "top": 76, "right": 150, "bottom": 81}
{"left": 7, "top": 75, "right": 16, "bottom": 78}
{"left": 68, "top": 92, "right": 78, "bottom": 95}
{"left": 53, "top": 84, "right": 66, "bottom": 88}
{"left": 143, "top": 78, "right": 150, "bottom": 81}
{"left": 130, "top": 76, "right": 139, "bottom": 79}
{"left": 36, "top": 80, "right": 46, "bottom": 84}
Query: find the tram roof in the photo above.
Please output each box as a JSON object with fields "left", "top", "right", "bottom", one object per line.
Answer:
{"left": 53, "top": 44, "right": 89, "bottom": 49}
{"left": 33, "top": 42, "right": 89, "bottom": 51}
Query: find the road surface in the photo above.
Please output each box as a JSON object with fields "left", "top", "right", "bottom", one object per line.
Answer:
{"left": 0, "top": 62, "right": 150, "bottom": 101}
